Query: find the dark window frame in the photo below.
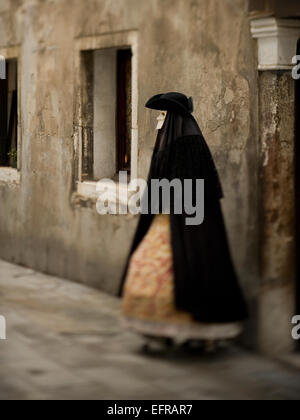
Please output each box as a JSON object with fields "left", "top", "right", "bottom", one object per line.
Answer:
{"left": 0, "top": 58, "right": 18, "bottom": 168}
{"left": 79, "top": 47, "right": 133, "bottom": 182}
{"left": 116, "top": 48, "right": 132, "bottom": 174}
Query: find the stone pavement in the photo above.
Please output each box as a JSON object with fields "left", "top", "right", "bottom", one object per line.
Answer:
{"left": 0, "top": 259, "right": 300, "bottom": 400}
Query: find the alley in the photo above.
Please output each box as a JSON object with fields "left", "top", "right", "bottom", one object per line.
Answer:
{"left": 0, "top": 259, "right": 300, "bottom": 400}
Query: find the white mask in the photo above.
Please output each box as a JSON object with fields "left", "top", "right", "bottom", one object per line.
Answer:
{"left": 156, "top": 111, "right": 167, "bottom": 130}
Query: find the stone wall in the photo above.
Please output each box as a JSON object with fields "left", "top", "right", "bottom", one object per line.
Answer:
{"left": 258, "top": 71, "right": 296, "bottom": 354}
{"left": 0, "top": 0, "right": 260, "bottom": 336}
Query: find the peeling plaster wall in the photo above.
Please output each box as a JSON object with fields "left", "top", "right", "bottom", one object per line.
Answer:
{"left": 0, "top": 0, "right": 260, "bottom": 318}
{"left": 258, "top": 72, "right": 296, "bottom": 355}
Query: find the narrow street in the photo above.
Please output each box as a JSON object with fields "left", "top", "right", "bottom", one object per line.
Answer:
{"left": 0, "top": 259, "right": 299, "bottom": 400}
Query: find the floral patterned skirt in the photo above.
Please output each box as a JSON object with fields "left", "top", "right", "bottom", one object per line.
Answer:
{"left": 121, "top": 215, "right": 242, "bottom": 341}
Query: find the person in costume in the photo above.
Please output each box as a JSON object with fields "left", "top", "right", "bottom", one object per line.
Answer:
{"left": 119, "top": 92, "right": 248, "bottom": 350}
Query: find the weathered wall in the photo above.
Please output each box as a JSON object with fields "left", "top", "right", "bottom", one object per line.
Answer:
{"left": 258, "top": 71, "right": 296, "bottom": 355}
{"left": 0, "top": 0, "right": 260, "bottom": 325}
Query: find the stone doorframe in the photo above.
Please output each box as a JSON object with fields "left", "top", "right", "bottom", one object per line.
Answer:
{"left": 251, "top": 18, "right": 300, "bottom": 355}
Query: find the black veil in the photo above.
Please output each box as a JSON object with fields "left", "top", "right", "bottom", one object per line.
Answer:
{"left": 119, "top": 110, "right": 248, "bottom": 323}
{"left": 154, "top": 112, "right": 202, "bottom": 153}
{"left": 149, "top": 111, "right": 223, "bottom": 200}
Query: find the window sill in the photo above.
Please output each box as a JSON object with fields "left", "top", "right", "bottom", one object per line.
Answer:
{"left": 0, "top": 167, "right": 20, "bottom": 185}
{"left": 77, "top": 181, "right": 99, "bottom": 200}
{"left": 76, "top": 180, "right": 133, "bottom": 207}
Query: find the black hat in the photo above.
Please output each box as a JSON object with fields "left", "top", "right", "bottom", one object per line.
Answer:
{"left": 145, "top": 92, "right": 194, "bottom": 116}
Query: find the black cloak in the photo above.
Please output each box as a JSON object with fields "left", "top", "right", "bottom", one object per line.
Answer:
{"left": 119, "top": 98, "right": 248, "bottom": 324}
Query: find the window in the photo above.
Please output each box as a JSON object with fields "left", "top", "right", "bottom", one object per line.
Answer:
{"left": 80, "top": 47, "right": 132, "bottom": 182}
{"left": 0, "top": 59, "right": 18, "bottom": 168}
{"left": 74, "top": 31, "right": 138, "bottom": 199}
{"left": 116, "top": 49, "right": 132, "bottom": 173}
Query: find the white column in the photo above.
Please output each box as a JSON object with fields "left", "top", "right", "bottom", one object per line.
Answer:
{"left": 250, "top": 18, "right": 300, "bottom": 71}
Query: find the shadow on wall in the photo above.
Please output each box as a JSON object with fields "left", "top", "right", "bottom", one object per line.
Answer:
{"left": 249, "top": 0, "right": 300, "bottom": 17}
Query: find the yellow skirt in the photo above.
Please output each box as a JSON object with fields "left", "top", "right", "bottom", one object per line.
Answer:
{"left": 122, "top": 215, "right": 242, "bottom": 340}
